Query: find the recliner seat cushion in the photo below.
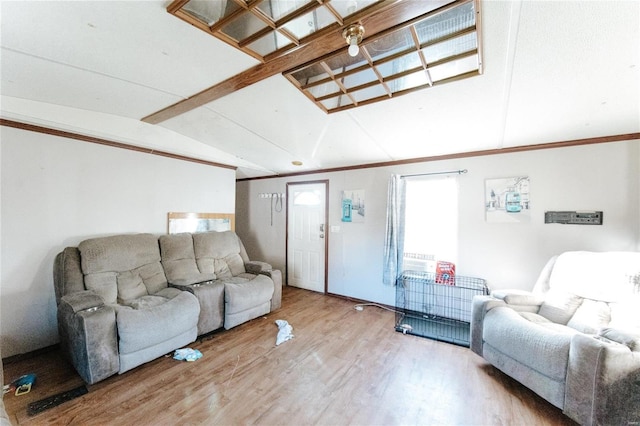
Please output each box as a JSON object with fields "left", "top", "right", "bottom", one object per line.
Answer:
{"left": 484, "top": 306, "right": 576, "bottom": 381}
{"left": 223, "top": 274, "right": 274, "bottom": 329}
{"left": 123, "top": 287, "right": 183, "bottom": 310}
{"left": 224, "top": 275, "right": 274, "bottom": 313}
{"left": 115, "top": 291, "right": 199, "bottom": 355}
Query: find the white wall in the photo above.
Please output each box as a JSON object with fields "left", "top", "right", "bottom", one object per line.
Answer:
{"left": 0, "top": 126, "right": 236, "bottom": 357}
{"left": 236, "top": 140, "right": 640, "bottom": 307}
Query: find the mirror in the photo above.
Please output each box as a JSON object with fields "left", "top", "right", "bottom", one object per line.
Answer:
{"left": 167, "top": 212, "right": 235, "bottom": 234}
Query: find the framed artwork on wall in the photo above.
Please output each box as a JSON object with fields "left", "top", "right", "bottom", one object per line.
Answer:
{"left": 485, "top": 177, "right": 530, "bottom": 223}
{"left": 342, "top": 189, "right": 365, "bottom": 223}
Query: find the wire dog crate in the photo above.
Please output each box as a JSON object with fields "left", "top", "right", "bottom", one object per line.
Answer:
{"left": 395, "top": 271, "right": 489, "bottom": 346}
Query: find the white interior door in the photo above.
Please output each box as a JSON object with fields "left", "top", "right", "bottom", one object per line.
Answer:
{"left": 287, "top": 182, "right": 327, "bottom": 293}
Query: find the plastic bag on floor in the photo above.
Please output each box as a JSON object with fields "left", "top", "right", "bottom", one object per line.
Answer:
{"left": 275, "top": 319, "right": 294, "bottom": 346}
{"left": 173, "top": 348, "right": 203, "bottom": 361}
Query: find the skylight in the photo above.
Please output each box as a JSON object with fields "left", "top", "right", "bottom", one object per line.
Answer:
{"left": 171, "top": 0, "right": 384, "bottom": 62}
{"left": 165, "top": 0, "right": 482, "bottom": 114}
{"left": 284, "top": 1, "right": 482, "bottom": 113}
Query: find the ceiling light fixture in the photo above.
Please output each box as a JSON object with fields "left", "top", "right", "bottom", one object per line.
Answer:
{"left": 343, "top": 24, "right": 365, "bottom": 57}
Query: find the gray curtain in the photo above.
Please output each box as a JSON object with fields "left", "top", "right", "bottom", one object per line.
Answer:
{"left": 383, "top": 174, "right": 406, "bottom": 286}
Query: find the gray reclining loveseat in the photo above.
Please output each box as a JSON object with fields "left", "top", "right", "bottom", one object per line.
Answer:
{"left": 471, "top": 251, "right": 640, "bottom": 425}
{"left": 54, "top": 231, "right": 282, "bottom": 385}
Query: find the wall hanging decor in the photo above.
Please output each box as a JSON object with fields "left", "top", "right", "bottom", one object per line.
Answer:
{"left": 485, "top": 177, "right": 530, "bottom": 223}
{"left": 342, "top": 189, "right": 365, "bottom": 223}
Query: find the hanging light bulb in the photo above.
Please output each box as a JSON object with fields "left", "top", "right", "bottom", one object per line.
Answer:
{"left": 348, "top": 37, "right": 359, "bottom": 57}
{"left": 343, "top": 24, "right": 364, "bottom": 58}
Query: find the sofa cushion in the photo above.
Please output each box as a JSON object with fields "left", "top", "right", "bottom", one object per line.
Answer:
{"left": 122, "top": 286, "right": 183, "bottom": 310}
{"left": 85, "top": 271, "right": 118, "bottom": 304}
{"left": 79, "top": 234, "right": 168, "bottom": 304}
{"left": 116, "top": 291, "right": 199, "bottom": 355}
{"left": 566, "top": 299, "right": 611, "bottom": 334}
{"left": 537, "top": 290, "right": 583, "bottom": 324}
{"left": 545, "top": 251, "right": 640, "bottom": 302}
{"left": 224, "top": 275, "right": 274, "bottom": 329}
{"left": 125, "top": 295, "right": 167, "bottom": 310}
{"left": 117, "top": 270, "right": 148, "bottom": 302}
{"left": 193, "top": 231, "right": 246, "bottom": 277}
{"left": 159, "top": 233, "right": 216, "bottom": 285}
{"left": 518, "top": 312, "right": 551, "bottom": 324}
{"left": 79, "top": 233, "right": 160, "bottom": 274}
{"left": 609, "top": 299, "right": 640, "bottom": 329}
{"left": 225, "top": 253, "right": 246, "bottom": 277}
{"left": 224, "top": 275, "right": 273, "bottom": 315}
{"left": 484, "top": 306, "right": 577, "bottom": 381}
{"left": 213, "top": 258, "right": 233, "bottom": 279}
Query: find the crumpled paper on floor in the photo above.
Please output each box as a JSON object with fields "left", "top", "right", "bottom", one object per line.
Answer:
{"left": 275, "top": 319, "right": 294, "bottom": 346}
{"left": 173, "top": 348, "right": 203, "bottom": 361}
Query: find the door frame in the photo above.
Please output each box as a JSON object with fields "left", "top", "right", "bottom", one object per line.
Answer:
{"left": 285, "top": 179, "right": 329, "bottom": 294}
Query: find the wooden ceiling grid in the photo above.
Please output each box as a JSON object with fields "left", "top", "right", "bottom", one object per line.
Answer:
{"left": 143, "top": 0, "right": 480, "bottom": 124}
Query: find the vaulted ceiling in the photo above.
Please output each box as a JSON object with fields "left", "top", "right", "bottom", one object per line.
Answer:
{"left": 1, "top": 1, "right": 638, "bottom": 179}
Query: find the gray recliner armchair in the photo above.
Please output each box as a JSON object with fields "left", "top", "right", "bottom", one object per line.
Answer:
{"left": 471, "top": 251, "right": 640, "bottom": 425}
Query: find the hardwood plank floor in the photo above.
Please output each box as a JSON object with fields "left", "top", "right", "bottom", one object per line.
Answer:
{"left": 3, "top": 286, "right": 576, "bottom": 425}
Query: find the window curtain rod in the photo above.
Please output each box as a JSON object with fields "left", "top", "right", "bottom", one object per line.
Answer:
{"left": 401, "top": 169, "right": 467, "bottom": 179}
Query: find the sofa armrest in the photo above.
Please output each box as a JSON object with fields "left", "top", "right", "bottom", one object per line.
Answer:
{"left": 58, "top": 291, "right": 119, "bottom": 384}
{"left": 491, "top": 289, "right": 544, "bottom": 313}
{"left": 262, "top": 269, "right": 283, "bottom": 311}
{"left": 470, "top": 295, "right": 507, "bottom": 356}
{"left": 168, "top": 275, "right": 217, "bottom": 292}
{"left": 243, "top": 262, "right": 282, "bottom": 311}
{"left": 61, "top": 291, "right": 104, "bottom": 312}
{"left": 565, "top": 333, "right": 640, "bottom": 426}
{"left": 598, "top": 327, "right": 640, "bottom": 351}
{"left": 245, "top": 261, "right": 273, "bottom": 274}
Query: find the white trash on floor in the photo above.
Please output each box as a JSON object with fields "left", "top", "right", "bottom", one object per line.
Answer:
{"left": 275, "top": 319, "right": 294, "bottom": 346}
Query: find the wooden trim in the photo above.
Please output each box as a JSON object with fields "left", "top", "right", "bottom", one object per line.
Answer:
{"left": 166, "top": 0, "right": 190, "bottom": 15}
{"left": 237, "top": 132, "right": 640, "bottom": 181}
{"left": 0, "top": 119, "right": 237, "bottom": 171}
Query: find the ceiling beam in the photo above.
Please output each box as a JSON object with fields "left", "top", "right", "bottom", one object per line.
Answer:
{"left": 142, "top": 0, "right": 455, "bottom": 124}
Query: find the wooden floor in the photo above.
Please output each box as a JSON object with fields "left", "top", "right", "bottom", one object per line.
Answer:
{"left": 3, "top": 286, "right": 576, "bottom": 425}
